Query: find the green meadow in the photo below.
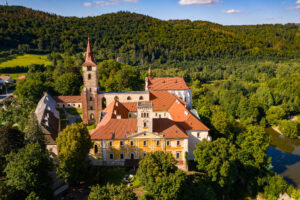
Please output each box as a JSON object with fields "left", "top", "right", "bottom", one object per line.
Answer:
{"left": 0, "top": 54, "right": 52, "bottom": 68}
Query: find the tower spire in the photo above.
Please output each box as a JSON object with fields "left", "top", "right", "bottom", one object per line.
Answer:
{"left": 83, "top": 38, "right": 97, "bottom": 66}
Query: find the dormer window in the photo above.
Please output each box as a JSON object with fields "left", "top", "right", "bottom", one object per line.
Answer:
{"left": 184, "top": 111, "right": 188, "bottom": 116}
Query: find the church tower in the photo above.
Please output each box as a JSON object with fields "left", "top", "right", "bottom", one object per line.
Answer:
{"left": 81, "top": 39, "right": 99, "bottom": 124}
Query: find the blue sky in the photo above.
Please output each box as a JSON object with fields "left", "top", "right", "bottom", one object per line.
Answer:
{"left": 2, "top": 0, "right": 300, "bottom": 25}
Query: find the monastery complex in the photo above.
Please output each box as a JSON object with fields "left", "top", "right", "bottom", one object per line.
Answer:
{"left": 35, "top": 39, "right": 211, "bottom": 170}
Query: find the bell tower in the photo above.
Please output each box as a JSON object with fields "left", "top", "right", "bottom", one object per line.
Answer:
{"left": 81, "top": 38, "right": 99, "bottom": 124}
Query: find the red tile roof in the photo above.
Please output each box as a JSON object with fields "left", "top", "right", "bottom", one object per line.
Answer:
{"left": 0, "top": 75, "right": 13, "bottom": 82}
{"left": 53, "top": 96, "right": 81, "bottom": 103}
{"left": 150, "top": 91, "right": 178, "bottom": 111}
{"left": 153, "top": 118, "right": 188, "bottom": 138}
{"left": 122, "top": 102, "right": 137, "bottom": 112}
{"left": 90, "top": 90, "right": 209, "bottom": 140}
{"left": 147, "top": 77, "right": 189, "bottom": 90}
{"left": 90, "top": 118, "right": 137, "bottom": 140}
{"left": 168, "top": 100, "right": 209, "bottom": 131}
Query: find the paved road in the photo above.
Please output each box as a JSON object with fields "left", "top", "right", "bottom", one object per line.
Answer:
{"left": 0, "top": 90, "right": 14, "bottom": 103}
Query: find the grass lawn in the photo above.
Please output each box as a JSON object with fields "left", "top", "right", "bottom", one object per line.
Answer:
{"left": 65, "top": 107, "right": 82, "bottom": 116}
{"left": 87, "top": 166, "right": 129, "bottom": 186}
{"left": 87, "top": 123, "right": 96, "bottom": 130}
{"left": 0, "top": 54, "right": 51, "bottom": 68}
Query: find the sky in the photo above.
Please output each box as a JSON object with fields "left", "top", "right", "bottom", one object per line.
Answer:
{"left": 2, "top": 0, "right": 300, "bottom": 25}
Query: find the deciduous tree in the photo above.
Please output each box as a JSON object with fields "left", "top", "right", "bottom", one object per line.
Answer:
{"left": 4, "top": 143, "right": 52, "bottom": 199}
{"left": 56, "top": 123, "right": 92, "bottom": 184}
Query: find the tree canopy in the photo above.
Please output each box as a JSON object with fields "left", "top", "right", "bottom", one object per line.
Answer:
{"left": 4, "top": 143, "right": 52, "bottom": 199}
{"left": 56, "top": 123, "right": 92, "bottom": 184}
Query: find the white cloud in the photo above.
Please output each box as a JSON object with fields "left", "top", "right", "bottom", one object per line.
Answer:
{"left": 178, "top": 0, "right": 219, "bottom": 6}
{"left": 287, "top": 0, "right": 300, "bottom": 9}
{"left": 222, "top": 9, "right": 242, "bottom": 14}
{"left": 83, "top": 2, "right": 92, "bottom": 7}
{"left": 288, "top": 5, "right": 300, "bottom": 9}
{"left": 84, "top": 0, "right": 138, "bottom": 8}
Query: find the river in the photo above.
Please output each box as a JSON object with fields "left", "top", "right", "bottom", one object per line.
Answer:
{"left": 266, "top": 127, "right": 300, "bottom": 188}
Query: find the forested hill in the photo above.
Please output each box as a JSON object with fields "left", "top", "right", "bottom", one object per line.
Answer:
{"left": 1, "top": 5, "right": 300, "bottom": 65}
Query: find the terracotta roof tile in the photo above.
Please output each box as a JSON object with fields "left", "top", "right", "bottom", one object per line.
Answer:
{"left": 168, "top": 100, "right": 209, "bottom": 131}
{"left": 150, "top": 91, "right": 178, "bottom": 111}
{"left": 53, "top": 96, "right": 81, "bottom": 103}
{"left": 122, "top": 102, "right": 137, "bottom": 112}
{"left": 153, "top": 118, "right": 188, "bottom": 138}
{"left": 90, "top": 118, "right": 137, "bottom": 140}
{"left": 148, "top": 77, "right": 189, "bottom": 90}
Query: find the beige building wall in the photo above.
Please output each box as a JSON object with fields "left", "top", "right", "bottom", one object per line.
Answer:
{"left": 187, "top": 130, "right": 210, "bottom": 160}
{"left": 56, "top": 103, "right": 82, "bottom": 108}
{"left": 98, "top": 92, "right": 149, "bottom": 108}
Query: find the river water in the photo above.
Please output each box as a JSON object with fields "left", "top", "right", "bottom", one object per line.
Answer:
{"left": 266, "top": 127, "right": 300, "bottom": 188}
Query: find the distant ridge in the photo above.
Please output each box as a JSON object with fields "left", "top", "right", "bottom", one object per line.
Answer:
{"left": 0, "top": 5, "right": 300, "bottom": 64}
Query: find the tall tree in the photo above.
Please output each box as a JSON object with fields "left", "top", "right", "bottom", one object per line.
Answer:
{"left": 194, "top": 138, "right": 238, "bottom": 188}
{"left": 23, "top": 112, "right": 45, "bottom": 149}
{"left": 56, "top": 123, "right": 92, "bottom": 185}
{"left": 54, "top": 73, "right": 82, "bottom": 95}
{"left": 88, "top": 184, "right": 137, "bottom": 200}
{"left": 0, "top": 126, "right": 25, "bottom": 175}
{"left": 136, "top": 151, "right": 186, "bottom": 200}
{"left": 4, "top": 143, "right": 52, "bottom": 199}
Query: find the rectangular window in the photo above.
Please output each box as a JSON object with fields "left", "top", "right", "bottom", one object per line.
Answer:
{"left": 109, "top": 153, "right": 114, "bottom": 160}
{"left": 109, "top": 141, "right": 112, "bottom": 147}
{"left": 143, "top": 152, "right": 146, "bottom": 157}
{"left": 120, "top": 153, "right": 124, "bottom": 160}
{"left": 167, "top": 140, "right": 170, "bottom": 146}
{"left": 120, "top": 141, "right": 123, "bottom": 146}
{"left": 130, "top": 141, "right": 134, "bottom": 146}
{"left": 176, "top": 152, "right": 180, "bottom": 159}
{"left": 197, "top": 132, "right": 200, "bottom": 138}
{"left": 143, "top": 140, "right": 147, "bottom": 146}
{"left": 156, "top": 140, "right": 160, "bottom": 146}
{"left": 177, "top": 140, "right": 180, "bottom": 146}
{"left": 130, "top": 153, "right": 135, "bottom": 159}
{"left": 87, "top": 66, "right": 92, "bottom": 71}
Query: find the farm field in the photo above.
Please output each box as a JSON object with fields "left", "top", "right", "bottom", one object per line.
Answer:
{"left": 0, "top": 54, "right": 51, "bottom": 68}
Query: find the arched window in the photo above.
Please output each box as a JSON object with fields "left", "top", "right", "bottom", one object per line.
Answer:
{"left": 94, "top": 145, "right": 98, "bottom": 154}
{"left": 114, "top": 96, "right": 119, "bottom": 101}
{"left": 90, "top": 96, "right": 93, "bottom": 101}
{"left": 127, "top": 96, "right": 131, "bottom": 100}
{"left": 139, "top": 96, "right": 143, "bottom": 100}
{"left": 88, "top": 74, "right": 91, "bottom": 80}
{"left": 130, "top": 152, "right": 134, "bottom": 159}
{"left": 102, "top": 97, "right": 106, "bottom": 109}
{"left": 89, "top": 88, "right": 92, "bottom": 92}
{"left": 90, "top": 113, "right": 95, "bottom": 120}
{"left": 90, "top": 106, "right": 93, "bottom": 110}
{"left": 143, "top": 121, "right": 147, "bottom": 128}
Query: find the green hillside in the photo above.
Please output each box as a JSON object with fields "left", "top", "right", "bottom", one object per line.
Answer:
{"left": 0, "top": 54, "right": 51, "bottom": 68}
{"left": 0, "top": 6, "right": 300, "bottom": 66}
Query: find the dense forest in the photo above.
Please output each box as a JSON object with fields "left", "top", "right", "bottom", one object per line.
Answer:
{"left": 1, "top": 5, "right": 300, "bottom": 66}
{"left": 1, "top": 5, "right": 300, "bottom": 200}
